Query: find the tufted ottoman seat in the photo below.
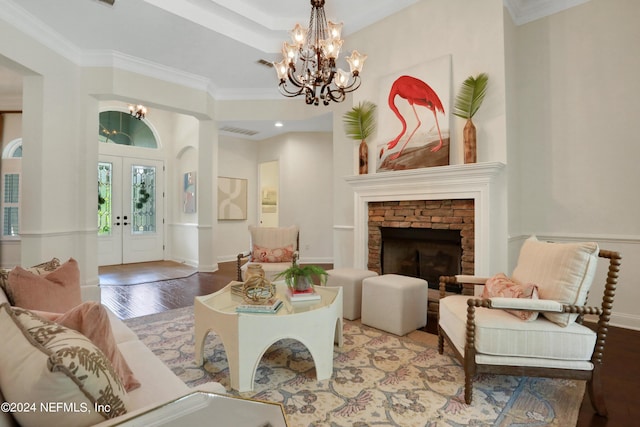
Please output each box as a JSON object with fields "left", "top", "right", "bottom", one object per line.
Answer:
{"left": 326, "top": 268, "right": 378, "bottom": 320}
{"left": 361, "top": 274, "right": 428, "bottom": 336}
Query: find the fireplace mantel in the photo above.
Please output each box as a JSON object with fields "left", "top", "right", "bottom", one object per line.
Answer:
{"left": 345, "top": 162, "right": 507, "bottom": 276}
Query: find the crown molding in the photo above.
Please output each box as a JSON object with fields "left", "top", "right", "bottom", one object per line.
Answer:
{"left": 80, "top": 50, "right": 213, "bottom": 93}
{"left": 0, "top": 0, "right": 82, "bottom": 63}
{"left": 0, "top": 0, "right": 220, "bottom": 99}
{"left": 504, "top": 0, "right": 591, "bottom": 26}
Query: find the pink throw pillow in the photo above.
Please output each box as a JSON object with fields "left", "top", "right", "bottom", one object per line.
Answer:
{"left": 8, "top": 258, "right": 82, "bottom": 312}
{"left": 482, "top": 273, "right": 540, "bottom": 321}
{"left": 252, "top": 244, "right": 294, "bottom": 263}
{"left": 33, "top": 302, "right": 141, "bottom": 392}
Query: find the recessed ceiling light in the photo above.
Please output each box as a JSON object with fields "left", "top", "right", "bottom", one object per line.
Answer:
{"left": 275, "top": 122, "right": 284, "bottom": 127}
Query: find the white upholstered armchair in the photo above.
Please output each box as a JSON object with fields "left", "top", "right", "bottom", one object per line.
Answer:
{"left": 438, "top": 236, "right": 621, "bottom": 416}
{"left": 236, "top": 225, "right": 299, "bottom": 282}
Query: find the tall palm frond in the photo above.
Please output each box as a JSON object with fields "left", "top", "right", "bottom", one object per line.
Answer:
{"left": 452, "top": 73, "right": 489, "bottom": 120}
{"left": 343, "top": 101, "right": 377, "bottom": 141}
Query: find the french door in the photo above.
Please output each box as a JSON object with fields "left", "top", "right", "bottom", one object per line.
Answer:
{"left": 98, "top": 155, "right": 165, "bottom": 266}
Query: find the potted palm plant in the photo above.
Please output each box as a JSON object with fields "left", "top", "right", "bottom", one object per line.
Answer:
{"left": 342, "top": 101, "right": 377, "bottom": 174}
{"left": 452, "top": 73, "right": 489, "bottom": 164}
{"left": 273, "top": 259, "right": 328, "bottom": 292}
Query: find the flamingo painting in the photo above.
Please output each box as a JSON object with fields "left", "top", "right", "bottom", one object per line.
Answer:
{"left": 382, "top": 75, "right": 446, "bottom": 160}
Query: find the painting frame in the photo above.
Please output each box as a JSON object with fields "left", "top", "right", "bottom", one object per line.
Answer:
{"left": 218, "top": 176, "right": 248, "bottom": 220}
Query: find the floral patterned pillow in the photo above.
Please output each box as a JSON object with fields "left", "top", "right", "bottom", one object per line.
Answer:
{"left": 252, "top": 244, "right": 295, "bottom": 263}
{"left": 0, "top": 304, "right": 129, "bottom": 427}
{"left": 482, "top": 273, "right": 540, "bottom": 321}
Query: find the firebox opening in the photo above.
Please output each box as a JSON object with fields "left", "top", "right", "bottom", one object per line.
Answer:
{"left": 381, "top": 227, "right": 462, "bottom": 292}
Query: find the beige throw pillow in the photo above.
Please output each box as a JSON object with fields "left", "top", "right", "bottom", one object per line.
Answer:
{"left": 511, "top": 236, "right": 599, "bottom": 326}
{"left": 0, "top": 303, "right": 128, "bottom": 427}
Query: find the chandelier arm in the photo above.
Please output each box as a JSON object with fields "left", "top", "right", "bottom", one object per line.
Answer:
{"left": 285, "top": 66, "right": 306, "bottom": 89}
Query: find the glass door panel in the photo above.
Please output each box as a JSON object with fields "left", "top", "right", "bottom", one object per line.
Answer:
{"left": 131, "top": 165, "right": 157, "bottom": 234}
{"left": 98, "top": 162, "right": 113, "bottom": 236}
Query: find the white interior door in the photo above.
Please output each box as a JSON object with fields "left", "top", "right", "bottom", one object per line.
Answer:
{"left": 98, "top": 155, "right": 165, "bottom": 266}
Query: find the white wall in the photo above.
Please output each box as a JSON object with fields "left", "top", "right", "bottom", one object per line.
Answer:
{"left": 512, "top": 0, "right": 640, "bottom": 329}
{"left": 216, "top": 135, "right": 259, "bottom": 262}
{"left": 258, "top": 132, "right": 333, "bottom": 263}
{"left": 208, "top": 131, "right": 334, "bottom": 264}
{"left": 169, "top": 113, "right": 200, "bottom": 266}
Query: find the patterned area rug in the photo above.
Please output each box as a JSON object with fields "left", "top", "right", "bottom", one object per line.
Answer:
{"left": 124, "top": 307, "right": 584, "bottom": 426}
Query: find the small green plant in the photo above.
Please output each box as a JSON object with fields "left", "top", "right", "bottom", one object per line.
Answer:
{"left": 342, "top": 100, "right": 377, "bottom": 174}
{"left": 273, "top": 259, "right": 328, "bottom": 290}
{"left": 452, "top": 73, "right": 489, "bottom": 164}
{"left": 452, "top": 73, "right": 489, "bottom": 120}
{"left": 343, "top": 101, "right": 377, "bottom": 142}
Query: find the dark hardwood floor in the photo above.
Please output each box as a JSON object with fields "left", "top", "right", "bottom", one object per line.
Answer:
{"left": 100, "top": 261, "right": 640, "bottom": 427}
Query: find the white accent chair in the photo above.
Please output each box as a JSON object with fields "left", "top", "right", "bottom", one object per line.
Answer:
{"left": 236, "top": 225, "right": 299, "bottom": 282}
{"left": 438, "top": 236, "right": 621, "bottom": 416}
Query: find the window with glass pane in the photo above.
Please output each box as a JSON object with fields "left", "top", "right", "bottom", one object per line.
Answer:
{"left": 2, "top": 173, "right": 19, "bottom": 236}
{"left": 98, "top": 163, "right": 112, "bottom": 236}
{"left": 131, "top": 165, "right": 156, "bottom": 234}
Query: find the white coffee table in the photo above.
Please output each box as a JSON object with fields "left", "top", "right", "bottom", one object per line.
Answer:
{"left": 194, "top": 281, "right": 343, "bottom": 392}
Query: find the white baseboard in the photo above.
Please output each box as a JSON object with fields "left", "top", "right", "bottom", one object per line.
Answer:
{"left": 610, "top": 313, "right": 640, "bottom": 331}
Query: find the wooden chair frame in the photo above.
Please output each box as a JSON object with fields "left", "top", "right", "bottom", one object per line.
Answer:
{"left": 437, "top": 249, "right": 621, "bottom": 416}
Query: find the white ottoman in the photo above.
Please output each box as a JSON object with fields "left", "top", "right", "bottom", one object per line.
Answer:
{"left": 326, "top": 268, "right": 378, "bottom": 320}
{"left": 361, "top": 274, "right": 428, "bottom": 336}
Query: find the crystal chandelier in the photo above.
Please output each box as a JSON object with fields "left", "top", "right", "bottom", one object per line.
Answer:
{"left": 273, "top": 0, "right": 367, "bottom": 106}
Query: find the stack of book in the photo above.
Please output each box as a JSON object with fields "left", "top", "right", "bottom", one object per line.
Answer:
{"left": 286, "top": 287, "right": 321, "bottom": 302}
{"left": 235, "top": 298, "right": 283, "bottom": 314}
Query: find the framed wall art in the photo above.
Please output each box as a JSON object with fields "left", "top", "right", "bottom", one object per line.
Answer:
{"left": 218, "top": 176, "right": 248, "bottom": 220}
{"left": 183, "top": 171, "right": 196, "bottom": 213}
{"left": 376, "top": 55, "right": 451, "bottom": 172}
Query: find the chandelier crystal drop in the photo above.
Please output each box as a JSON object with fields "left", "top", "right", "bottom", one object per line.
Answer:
{"left": 274, "top": 0, "right": 366, "bottom": 106}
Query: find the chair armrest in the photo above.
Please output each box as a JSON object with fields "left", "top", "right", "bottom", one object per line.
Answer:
{"left": 455, "top": 275, "right": 491, "bottom": 285}
{"left": 467, "top": 297, "right": 603, "bottom": 315}
{"left": 489, "top": 297, "right": 564, "bottom": 312}
{"left": 439, "top": 275, "right": 490, "bottom": 299}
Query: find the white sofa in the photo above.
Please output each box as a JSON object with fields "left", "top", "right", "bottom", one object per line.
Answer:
{"left": 0, "top": 283, "right": 226, "bottom": 427}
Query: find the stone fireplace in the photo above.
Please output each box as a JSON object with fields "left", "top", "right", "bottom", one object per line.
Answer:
{"left": 367, "top": 199, "right": 474, "bottom": 289}
{"left": 345, "top": 162, "right": 507, "bottom": 278}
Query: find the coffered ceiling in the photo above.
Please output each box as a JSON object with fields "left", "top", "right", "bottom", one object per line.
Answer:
{"left": 0, "top": 0, "right": 591, "bottom": 139}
